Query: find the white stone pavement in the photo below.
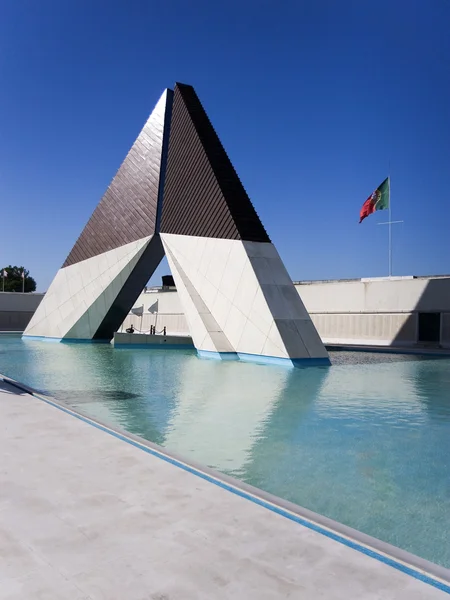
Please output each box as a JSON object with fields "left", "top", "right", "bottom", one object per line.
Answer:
{"left": 0, "top": 379, "right": 449, "bottom": 600}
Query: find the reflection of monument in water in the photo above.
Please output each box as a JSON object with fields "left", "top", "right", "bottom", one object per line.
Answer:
{"left": 26, "top": 344, "right": 327, "bottom": 475}
{"left": 407, "top": 358, "right": 450, "bottom": 422}
{"left": 239, "top": 358, "right": 424, "bottom": 517}
{"left": 163, "top": 360, "right": 328, "bottom": 475}
{"left": 315, "top": 357, "right": 424, "bottom": 413}
{"left": 236, "top": 367, "right": 329, "bottom": 485}
{"left": 163, "top": 360, "right": 292, "bottom": 474}
{"left": 28, "top": 342, "right": 186, "bottom": 445}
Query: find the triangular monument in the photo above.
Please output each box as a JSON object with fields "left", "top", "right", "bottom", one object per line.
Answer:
{"left": 24, "top": 83, "right": 329, "bottom": 366}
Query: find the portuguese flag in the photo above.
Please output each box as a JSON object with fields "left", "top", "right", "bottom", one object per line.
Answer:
{"left": 359, "top": 177, "right": 390, "bottom": 223}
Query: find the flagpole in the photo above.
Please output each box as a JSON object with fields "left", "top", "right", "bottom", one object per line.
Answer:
{"left": 22, "top": 270, "right": 25, "bottom": 293}
{"left": 378, "top": 175, "right": 403, "bottom": 276}
{"left": 388, "top": 175, "right": 392, "bottom": 278}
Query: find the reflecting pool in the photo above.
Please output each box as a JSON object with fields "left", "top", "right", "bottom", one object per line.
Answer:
{"left": 1, "top": 334, "right": 449, "bottom": 568}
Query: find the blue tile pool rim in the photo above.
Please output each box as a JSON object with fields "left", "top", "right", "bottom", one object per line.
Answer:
{"left": 22, "top": 335, "right": 110, "bottom": 344}
{"left": 1, "top": 372, "right": 449, "bottom": 595}
{"left": 22, "top": 337, "right": 332, "bottom": 366}
{"left": 114, "top": 343, "right": 194, "bottom": 350}
{"left": 197, "top": 349, "right": 331, "bottom": 367}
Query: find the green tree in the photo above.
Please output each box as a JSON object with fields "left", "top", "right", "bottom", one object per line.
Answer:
{"left": 1, "top": 265, "right": 37, "bottom": 293}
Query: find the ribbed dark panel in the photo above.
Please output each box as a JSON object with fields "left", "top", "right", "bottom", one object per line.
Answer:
{"left": 63, "top": 90, "right": 173, "bottom": 267}
{"left": 93, "top": 236, "right": 164, "bottom": 340}
{"left": 160, "top": 84, "right": 270, "bottom": 242}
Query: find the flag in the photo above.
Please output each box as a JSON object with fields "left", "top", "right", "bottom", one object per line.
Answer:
{"left": 359, "top": 177, "right": 390, "bottom": 223}
{"left": 21, "top": 271, "right": 25, "bottom": 279}
{"left": 131, "top": 306, "right": 144, "bottom": 317}
{"left": 2, "top": 270, "right": 7, "bottom": 278}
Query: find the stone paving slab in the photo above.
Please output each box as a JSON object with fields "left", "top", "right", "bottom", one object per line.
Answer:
{"left": 0, "top": 379, "right": 448, "bottom": 599}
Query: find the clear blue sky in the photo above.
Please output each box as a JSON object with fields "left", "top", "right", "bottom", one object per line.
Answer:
{"left": 1, "top": 0, "right": 449, "bottom": 291}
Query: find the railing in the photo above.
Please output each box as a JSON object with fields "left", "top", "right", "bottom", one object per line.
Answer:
{"left": 120, "top": 313, "right": 189, "bottom": 336}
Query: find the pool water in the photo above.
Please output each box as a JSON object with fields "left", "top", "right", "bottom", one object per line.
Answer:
{"left": 1, "top": 335, "right": 450, "bottom": 568}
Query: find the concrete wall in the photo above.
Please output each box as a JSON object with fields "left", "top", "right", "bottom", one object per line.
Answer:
{"left": 17, "top": 277, "right": 450, "bottom": 348}
{"left": 297, "top": 277, "right": 450, "bottom": 347}
{"left": 0, "top": 293, "right": 45, "bottom": 331}
{"left": 122, "top": 277, "right": 450, "bottom": 348}
{"left": 297, "top": 277, "right": 450, "bottom": 313}
{"left": 113, "top": 331, "right": 194, "bottom": 348}
{"left": 121, "top": 289, "right": 189, "bottom": 335}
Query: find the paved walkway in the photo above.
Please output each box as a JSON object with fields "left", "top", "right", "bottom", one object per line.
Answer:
{"left": 0, "top": 379, "right": 449, "bottom": 599}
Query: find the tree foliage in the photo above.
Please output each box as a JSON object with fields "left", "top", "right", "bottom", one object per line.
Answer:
{"left": 1, "top": 265, "right": 37, "bottom": 293}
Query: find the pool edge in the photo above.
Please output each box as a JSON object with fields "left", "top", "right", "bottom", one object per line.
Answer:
{"left": 1, "top": 372, "right": 450, "bottom": 594}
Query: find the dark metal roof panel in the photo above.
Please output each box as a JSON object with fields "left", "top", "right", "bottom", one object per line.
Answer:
{"left": 160, "top": 83, "right": 270, "bottom": 242}
{"left": 62, "top": 90, "right": 173, "bottom": 267}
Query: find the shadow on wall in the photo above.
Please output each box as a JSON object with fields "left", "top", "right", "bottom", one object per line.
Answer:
{"left": 393, "top": 278, "right": 450, "bottom": 348}
{"left": 0, "top": 311, "right": 36, "bottom": 332}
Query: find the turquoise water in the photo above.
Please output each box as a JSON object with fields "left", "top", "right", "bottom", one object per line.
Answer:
{"left": 1, "top": 334, "right": 450, "bottom": 568}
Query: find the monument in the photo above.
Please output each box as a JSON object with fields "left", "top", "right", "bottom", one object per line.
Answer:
{"left": 24, "top": 83, "right": 329, "bottom": 366}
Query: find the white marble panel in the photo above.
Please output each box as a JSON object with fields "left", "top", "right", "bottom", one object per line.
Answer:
{"left": 79, "top": 258, "right": 93, "bottom": 288}
{"left": 262, "top": 334, "right": 289, "bottom": 359}
{"left": 49, "top": 269, "right": 71, "bottom": 311}
{"left": 102, "top": 279, "right": 117, "bottom": 311}
{"left": 117, "top": 255, "right": 134, "bottom": 284}
{"left": 95, "top": 252, "right": 110, "bottom": 279}
{"left": 219, "top": 241, "right": 249, "bottom": 303}
{"left": 231, "top": 258, "right": 259, "bottom": 318}
{"left": 207, "top": 331, "right": 233, "bottom": 353}
{"left": 163, "top": 241, "right": 209, "bottom": 349}
{"left": 162, "top": 235, "right": 237, "bottom": 354}
{"left": 82, "top": 279, "right": 102, "bottom": 310}
{"left": 193, "top": 236, "right": 208, "bottom": 270}
{"left": 247, "top": 287, "right": 273, "bottom": 338}
{"left": 204, "top": 238, "right": 233, "bottom": 290}
{"left": 194, "top": 274, "right": 218, "bottom": 313}
{"left": 160, "top": 234, "right": 328, "bottom": 362}
{"left": 69, "top": 307, "right": 93, "bottom": 339}
{"left": 198, "top": 330, "right": 218, "bottom": 352}
{"left": 58, "top": 298, "right": 78, "bottom": 323}
{"left": 59, "top": 303, "right": 89, "bottom": 338}
{"left": 25, "top": 274, "right": 68, "bottom": 334}
{"left": 90, "top": 291, "right": 108, "bottom": 330}
{"left": 264, "top": 321, "right": 290, "bottom": 355}
{"left": 211, "top": 290, "right": 232, "bottom": 330}
{"left": 106, "top": 247, "right": 121, "bottom": 269}
{"left": 223, "top": 305, "right": 248, "bottom": 349}
{"left": 198, "top": 243, "right": 214, "bottom": 280}
{"left": 77, "top": 315, "right": 93, "bottom": 339}
{"left": 163, "top": 233, "right": 201, "bottom": 267}
{"left": 24, "top": 236, "right": 152, "bottom": 339}
{"left": 200, "top": 313, "right": 223, "bottom": 333}
{"left": 47, "top": 308, "right": 65, "bottom": 338}
{"left": 237, "top": 318, "right": 267, "bottom": 355}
